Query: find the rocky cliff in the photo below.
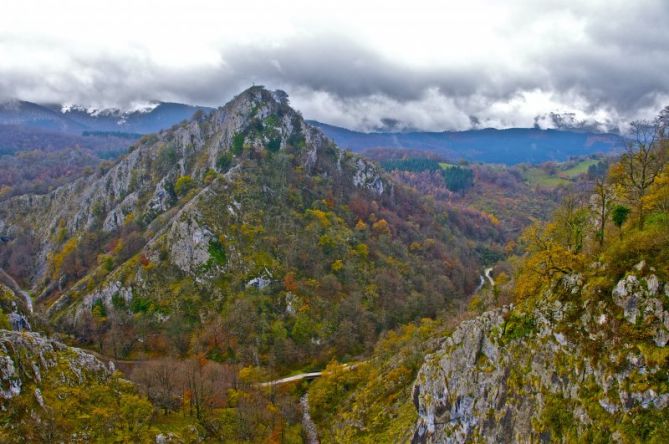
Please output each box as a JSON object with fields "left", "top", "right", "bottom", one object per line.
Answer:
{"left": 0, "top": 328, "right": 164, "bottom": 442}
{"left": 412, "top": 265, "right": 669, "bottom": 443}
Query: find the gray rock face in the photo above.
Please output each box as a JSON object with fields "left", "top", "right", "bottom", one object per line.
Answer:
{"left": 75, "top": 281, "right": 133, "bottom": 321}
{"left": 0, "top": 330, "right": 110, "bottom": 405}
{"left": 612, "top": 273, "right": 669, "bottom": 346}
{"left": 412, "top": 272, "right": 669, "bottom": 443}
{"left": 168, "top": 214, "right": 214, "bottom": 274}
{"left": 352, "top": 157, "right": 385, "bottom": 195}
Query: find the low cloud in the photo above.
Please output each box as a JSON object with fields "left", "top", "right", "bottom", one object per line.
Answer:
{"left": 0, "top": 0, "right": 667, "bottom": 133}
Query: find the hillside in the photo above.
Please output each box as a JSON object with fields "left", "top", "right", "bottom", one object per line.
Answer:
{"left": 306, "top": 125, "right": 669, "bottom": 442}
{"left": 365, "top": 150, "right": 604, "bottom": 250}
{"left": 311, "top": 121, "right": 625, "bottom": 165}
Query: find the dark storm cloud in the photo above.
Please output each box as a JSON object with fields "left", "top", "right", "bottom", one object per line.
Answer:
{"left": 0, "top": 1, "right": 668, "bottom": 132}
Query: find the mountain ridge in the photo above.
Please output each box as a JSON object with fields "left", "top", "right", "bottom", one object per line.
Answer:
{"left": 0, "top": 99, "right": 213, "bottom": 135}
{"left": 309, "top": 120, "right": 626, "bottom": 164}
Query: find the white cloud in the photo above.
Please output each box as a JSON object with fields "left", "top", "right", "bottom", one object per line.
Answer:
{"left": 0, "top": 0, "right": 667, "bottom": 132}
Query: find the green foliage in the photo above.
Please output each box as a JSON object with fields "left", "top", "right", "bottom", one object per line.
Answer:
{"left": 442, "top": 165, "right": 474, "bottom": 192}
{"left": 264, "top": 115, "right": 280, "bottom": 128}
{"left": 207, "top": 239, "right": 226, "bottom": 266}
{"left": 91, "top": 298, "right": 107, "bottom": 318}
{"left": 111, "top": 292, "right": 127, "bottom": 310}
{"left": 231, "top": 132, "right": 245, "bottom": 155}
{"left": 287, "top": 128, "right": 306, "bottom": 148}
{"left": 174, "top": 175, "right": 194, "bottom": 197}
{"left": 502, "top": 313, "right": 535, "bottom": 341}
{"left": 130, "top": 296, "right": 152, "bottom": 314}
{"left": 538, "top": 395, "right": 579, "bottom": 441}
{"left": 612, "top": 204, "right": 630, "bottom": 229}
{"left": 265, "top": 137, "right": 281, "bottom": 152}
{"left": 156, "top": 143, "right": 177, "bottom": 175}
{"left": 216, "top": 152, "right": 233, "bottom": 172}
{"left": 381, "top": 158, "right": 441, "bottom": 173}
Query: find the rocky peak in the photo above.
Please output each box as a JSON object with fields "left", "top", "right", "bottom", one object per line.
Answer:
{"left": 0, "top": 86, "right": 392, "bottom": 328}
{"left": 0, "top": 86, "right": 386, "bottom": 284}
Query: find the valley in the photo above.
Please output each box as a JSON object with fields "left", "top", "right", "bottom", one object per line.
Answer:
{"left": 0, "top": 87, "right": 667, "bottom": 443}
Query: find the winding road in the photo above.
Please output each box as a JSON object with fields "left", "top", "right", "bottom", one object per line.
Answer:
{"left": 484, "top": 267, "right": 495, "bottom": 287}
{"left": 257, "top": 362, "right": 360, "bottom": 387}
{"left": 474, "top": 267, "right": 495, "bottom": 293}
{"left": 258, "top": 371, "right": 323, "bottom": 387}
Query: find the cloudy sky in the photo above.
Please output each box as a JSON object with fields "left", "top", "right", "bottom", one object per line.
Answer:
{"left": 1, "top": 0, "right": 668, "bottom": 132}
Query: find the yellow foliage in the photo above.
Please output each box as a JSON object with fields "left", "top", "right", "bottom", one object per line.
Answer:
{"left": 238, "top": 366, "right": 268, "bottom": 384}
{"left": 123, "top": 212, "right": 135, "bottom": 225}
{"left": 53, "top": 219, "right": 67, "bottom": 244}
{"left": 514, "top": 223, "right": 586, "bottom": 302}
{"left": 467, "top": 294, "right": 485, "bottom": 313}
{"left": 372, "top": 219, "right": 391, "bottom": 235}
{"left": 355, "top": 219, "right": 368, "bottom": 231}
{"left": 50, "top": 236, "right": 78, "bottom": 279}
{"left": 331, "top": 259, "right": 344, "bottom": 272}
{"left": 354, "top": 243, "right": 369, "bottom": 258}
{"left": 496, "top": 271, "right": 510, "bottom": 286}
{"left": 240, "top": 223, "right": 264, "bottom": 240}
{"left": 306, "top": 209, "right": 332, "bottom": 228}
{"left": 644, "top": 164, "right": 669, "bottom": 212}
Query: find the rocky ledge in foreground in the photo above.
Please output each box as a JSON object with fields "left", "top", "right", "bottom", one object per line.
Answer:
{"left": 0, "top": 329, "right": 112, "bottom": 405}
{"left": 412, "top": 269, "right": 669, "bottom": 443}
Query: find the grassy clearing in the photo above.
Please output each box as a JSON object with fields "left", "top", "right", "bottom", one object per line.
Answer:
{"left": 523, "top": 168, "right": 571, "bottom": 187}
{"left": 560, "top": 159, "right": 598, "bottom": 178}
{"left": 523, "top": 159, "right": 598, "bottom": 188}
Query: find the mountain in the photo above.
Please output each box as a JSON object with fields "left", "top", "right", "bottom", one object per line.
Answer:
{"left": 45, "top": 102, "right": 214, "bottom": 134}
{"left": 0, "top": 124, "right": 135, "bottom": 155}
{"left": 0, "top": 99, "right": 213, "bottom": 135}
{"left": 0, "top": 99, "right": 625, "bottom": 166}
{"left": 0, "top": 101, "right": 214, "bottom": 201}
{"left": 310, "top": 121, "right": 626, "bottom": 165}
{"left": 2, "top": 86, "right": 666, "bottom": 442}
{"left": 0, "top": 100, "right": 85, "bottom": 133}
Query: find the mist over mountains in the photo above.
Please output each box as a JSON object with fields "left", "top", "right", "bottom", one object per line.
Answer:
{"left": 0, "top": 100, "right": 213, "bottom": 134}
{"left": 310, "top": 121, "right": 625, "bottom": 164}
{"left": 0, "top": 98, "right": 626, "bottom": 165}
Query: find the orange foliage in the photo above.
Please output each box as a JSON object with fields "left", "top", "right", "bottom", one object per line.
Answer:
{"left": 372, "top": 219, "right": 390, "bottom": 235}
{"left": 283, "top": 272, "right": 298, "bottom": 292}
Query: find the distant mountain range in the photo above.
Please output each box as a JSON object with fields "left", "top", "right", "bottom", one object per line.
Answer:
{"left": 309, "top": 121, "right": 626, "bottom": 164}
{"left": 0, "top": 100, "right": 213, "bottom": 134}
{"left": 0, "top": 99, "right": 626, "bottom": 164}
